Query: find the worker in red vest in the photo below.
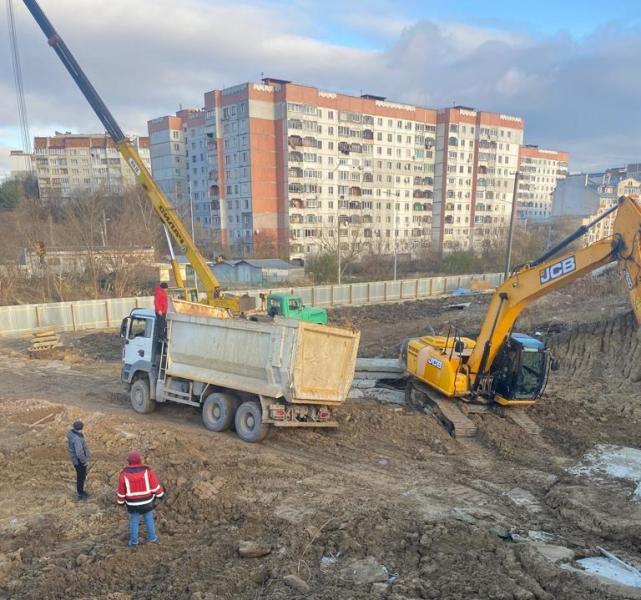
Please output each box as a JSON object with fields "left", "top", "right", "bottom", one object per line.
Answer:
{"left": 116, "top": 450, "right": 165, "bottom": 547}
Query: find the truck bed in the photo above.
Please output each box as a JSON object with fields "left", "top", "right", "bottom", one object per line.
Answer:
{"left": 165, "top": 311, "right": 359, "bottom": 405}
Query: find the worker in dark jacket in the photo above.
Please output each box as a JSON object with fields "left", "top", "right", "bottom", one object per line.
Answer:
{"left": 154, "top": 282, "right": 169, "bottom": 343}
{"left": 67, "top": 420, "right": 90, "bottom": 500}
{"left": 117, "top": 450, "right": 165, "bottom": 546}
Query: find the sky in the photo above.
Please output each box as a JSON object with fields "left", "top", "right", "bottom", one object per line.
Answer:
{"left": 1, "top": 0, "right": 641, "bottom": 175}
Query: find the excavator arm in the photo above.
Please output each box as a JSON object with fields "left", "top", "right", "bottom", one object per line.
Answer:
{"left": 468, "top": 195, "right": 641, "bottom": 387}
{"left": 22, "top": 0, "right": 254, "bottom": 313}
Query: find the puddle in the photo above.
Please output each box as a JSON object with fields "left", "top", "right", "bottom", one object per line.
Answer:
{"left": 569, "top": 444, "right": 641, "bottom": 483}
{"left": 576, "top": 555, "right": 641, "bottom": 588}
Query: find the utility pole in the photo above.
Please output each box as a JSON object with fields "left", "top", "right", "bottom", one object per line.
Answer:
{"left": 504, "top": 171, "right": 520, "bottom": 278}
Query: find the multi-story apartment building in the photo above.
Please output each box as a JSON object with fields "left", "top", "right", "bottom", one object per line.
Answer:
{"left": 29, "top": 133, "right": 150, "bottom": 200}
{"left": 149, "top": 79, "right": 565, "bottom": 258}
{"left": 9, "top": 150, "right": 33, "bottom": 177}
{"left": 147, "top": 110, "right": 196, "bottom": 211}
{"left": 433, "top": 107, "right": 524, "bottom": 252}
{"left": 517, "top": 145, "right": 568, "bottom": 221}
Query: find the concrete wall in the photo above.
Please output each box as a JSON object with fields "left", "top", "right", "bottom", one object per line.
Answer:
{"left": 0, "top": 272, "right": 504, "bottom": 337}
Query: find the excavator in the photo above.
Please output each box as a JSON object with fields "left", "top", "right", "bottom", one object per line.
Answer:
{"left": 22, "top": 0, "right": 256, "bottom": 315}
{"left": 404, "top": 195, "right": 641, "bottom": 437}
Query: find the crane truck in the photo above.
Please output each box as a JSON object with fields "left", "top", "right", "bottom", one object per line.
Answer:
{"left": 21, "top": 0, "right": 255, "bottom": 315}
{"left": 404, "top": 196, "right": 641, "bottom": 437}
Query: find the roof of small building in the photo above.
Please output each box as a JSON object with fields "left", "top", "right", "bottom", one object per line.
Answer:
{"left": 216, "top": 259, "right": 299, "bottom": 270}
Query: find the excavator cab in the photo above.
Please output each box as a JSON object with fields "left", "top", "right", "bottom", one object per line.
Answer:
{"left": 490, "top": 334, "right": 548, "bottom": 405}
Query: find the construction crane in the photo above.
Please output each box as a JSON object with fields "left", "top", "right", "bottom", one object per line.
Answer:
{"left": 21, "top": 0, "right": 256, "bottom": 314}
{"left": 404, "top": 196, "right": 641, "bottom": 437}
{"left": 7, "top": 0, "right": 32, "bottom": 159}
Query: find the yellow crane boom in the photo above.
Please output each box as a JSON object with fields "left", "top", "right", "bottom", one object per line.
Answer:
{"left": 22, "top": 0, "right": 255, "bottom": 314}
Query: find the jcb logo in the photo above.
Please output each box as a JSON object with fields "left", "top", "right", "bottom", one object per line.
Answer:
{"left": 428, "top": 357, "right": 443, "bottom": 369}
{"left": 540, "top": 256, "right": 576, "bottom": 285}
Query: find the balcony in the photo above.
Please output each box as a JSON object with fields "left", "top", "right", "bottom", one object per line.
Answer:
{"left": 448, "top": 136, "right": 458, "bottom": 146}
{"left": 349, "top": 187, "right": 362, "bottom": 197}
{"left": 338, "top": 141, "right": 350, "bottom": 155}
{"left": 209, "top": 184, "right": 220, "bottom": 198}
{"left": 288, "top": 135, "right": 302, "bottom": 147}
{"left": 290, "top": 197, "right": 304, "bottom": 209}
{"left": 288, "top": 167, "right": 303, "bottom": 178}
{"left": 290, "top": 214, "right": 303, "bottom": 224}
{"left": 413, "top": 190, "right": 426, "bottom": 199}
{"left": 362, "top": 129, "right": 374, "bottom": 140}
{"left": 289, "top": 151, "right": 303, "bottom": 162}
{"left": 349, "top": 143, "right": 362, "bottom": 153}
{"left": 302, "top": 136, "right": 318, "bottom": 148}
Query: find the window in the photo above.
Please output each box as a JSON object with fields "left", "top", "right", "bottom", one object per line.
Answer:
{"left": 128, "top": 318, "right": 152, "bottom": 339}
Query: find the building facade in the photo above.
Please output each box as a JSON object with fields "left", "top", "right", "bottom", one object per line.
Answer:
{"left": 433, "top": 107, "right": 524, "bottom": 252}
{"left": 517, "top": 146, "right": 568, "bottom": 221}
{"left": 9, "top": 150, "right": 33, "bottom": 177}
{"left": 29, "top": 133, "right": 150, "bottom": 200}
{"left": 149, "top": 79, "right": 566, "bottom": 258}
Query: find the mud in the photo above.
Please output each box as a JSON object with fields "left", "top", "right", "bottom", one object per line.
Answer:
{"left": 1, "top": 273, "right": 640, "bottom": 599}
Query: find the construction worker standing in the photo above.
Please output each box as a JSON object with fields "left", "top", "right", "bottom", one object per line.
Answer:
{"left": 154, "top": 282, "right": 169, "bottom": 342}
{"left": 67, "top": 420, "right": 90, "bottom": 500}
{"left": 116, "top": 450, "right": 165, "bottom": 547}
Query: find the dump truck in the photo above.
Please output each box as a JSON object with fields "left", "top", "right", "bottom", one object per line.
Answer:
{"left": 120, "top": 302, "right": 359, "bottom": 442}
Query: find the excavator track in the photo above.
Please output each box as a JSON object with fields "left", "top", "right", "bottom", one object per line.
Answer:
{"left": 504, "top": 408, "right": 541, "bottom": 435}
{"left": 407, "top": 379, "right": 478, "bottom": 438}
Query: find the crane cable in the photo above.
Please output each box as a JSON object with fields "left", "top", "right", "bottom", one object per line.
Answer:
{"left": 7, "top": 0, "right": 33, "bottom": 158}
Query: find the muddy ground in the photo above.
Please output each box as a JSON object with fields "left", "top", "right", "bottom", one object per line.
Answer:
{"left": 1, "top": 273, "right": 640, "bottom": 599}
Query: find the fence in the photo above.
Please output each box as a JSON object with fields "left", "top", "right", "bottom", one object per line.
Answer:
{"left": 0, "top": 272, "right": 504, "bottom": 337}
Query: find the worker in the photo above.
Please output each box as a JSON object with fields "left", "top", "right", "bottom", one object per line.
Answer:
{"left": 116, "top": 450, "right": 165, "bottom": 547}
{"left": 154, "top": 282, "right": 169, "bottom": 342}
{"left": 66, "top": 420, "right": 90, "bottom": 500}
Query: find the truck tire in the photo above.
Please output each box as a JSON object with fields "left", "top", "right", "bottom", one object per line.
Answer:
{"left": 130, "top": 378, "right": 155, "bottom": 414}
{"left": 202, "top": 392, "right": 237, "bottom": 432}
{"left": 234, "top": 401, "right": 270, "bottom": 443}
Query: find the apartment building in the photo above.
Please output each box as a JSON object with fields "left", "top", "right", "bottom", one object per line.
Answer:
{"left": 517, "top": 145, "right": 568, "bottom": 221}
{"left": 149, "top": 79, "right": 565, "bottom": 258}
{"left": 147, "top": 109, "right": 198, "bottom": 211}
{"left": 433, "top": 107, "right": 524, "bottom": 252}
{"left": 28, "top": 133, "right": 150, "bottom": 200}
{"left": 9, "top": 150, "right": 33, "bottom": 177}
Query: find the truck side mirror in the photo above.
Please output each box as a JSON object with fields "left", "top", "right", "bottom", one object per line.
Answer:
{"left": 120, "top": 318, "right": 129, "bottom": 339}
{"left": 550, "top": 357, "right": 560, "bottom": 371}
{"left": 454, "top": 340, "right": 465, "bottom": 354}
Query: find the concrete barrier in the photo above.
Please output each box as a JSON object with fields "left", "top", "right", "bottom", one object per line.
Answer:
{"left": 0, "top": 272, "right": 504, "bottom": 337}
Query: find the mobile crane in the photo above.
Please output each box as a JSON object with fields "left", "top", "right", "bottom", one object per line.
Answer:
{"left": 404, "top": 195, "right": 641, "bottom": 436}
{"left": 22, "top": 0, "right": 256, "bottom": 315}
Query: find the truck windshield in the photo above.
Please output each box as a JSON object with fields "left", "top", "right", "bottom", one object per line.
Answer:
{"left": 514, "top": 350, "right": 545, "bottom": 399}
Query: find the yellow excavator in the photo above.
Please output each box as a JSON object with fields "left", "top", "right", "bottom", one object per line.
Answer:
{"left": 404, "top": 195, "right": 641, "bottom": 436}
{"left": 23, "top": 0, "right": 256, "bottom": 315}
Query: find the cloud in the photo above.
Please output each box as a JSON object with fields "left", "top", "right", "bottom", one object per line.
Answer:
{"left": 0, "top": 0, "right": 638, "bottom": 175}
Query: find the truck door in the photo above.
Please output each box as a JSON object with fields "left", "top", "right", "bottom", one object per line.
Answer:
{"left": 287, "top": 297, "right": 303, "bottom": 319}
{"left": 123, "top": 316, "right": 154, "bottom": 365}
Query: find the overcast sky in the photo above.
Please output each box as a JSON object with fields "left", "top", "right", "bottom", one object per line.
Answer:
{"left": 2, "top": 0, "right": 640, "bottom": 175}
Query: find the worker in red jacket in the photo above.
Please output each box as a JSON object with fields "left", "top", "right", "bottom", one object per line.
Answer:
{"left": 116, "top": 450, "right": 165, "bottom": 547}
{"left": 154, "top": 282, "right": 169, "bottom": 343}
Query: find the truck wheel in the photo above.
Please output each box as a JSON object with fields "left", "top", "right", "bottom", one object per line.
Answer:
{"left": 131, "top": 378, "right": 155, "bottom": 414}
{"left": 202, "top": 392, "right": 237, "bottom": 432}
{"left": 234, "top": 401, "right": 270, "bottom": 443}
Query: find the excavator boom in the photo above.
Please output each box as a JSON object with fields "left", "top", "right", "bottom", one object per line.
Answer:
{"left": 22, "top": 0, "right": 255, "bottom": 313}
